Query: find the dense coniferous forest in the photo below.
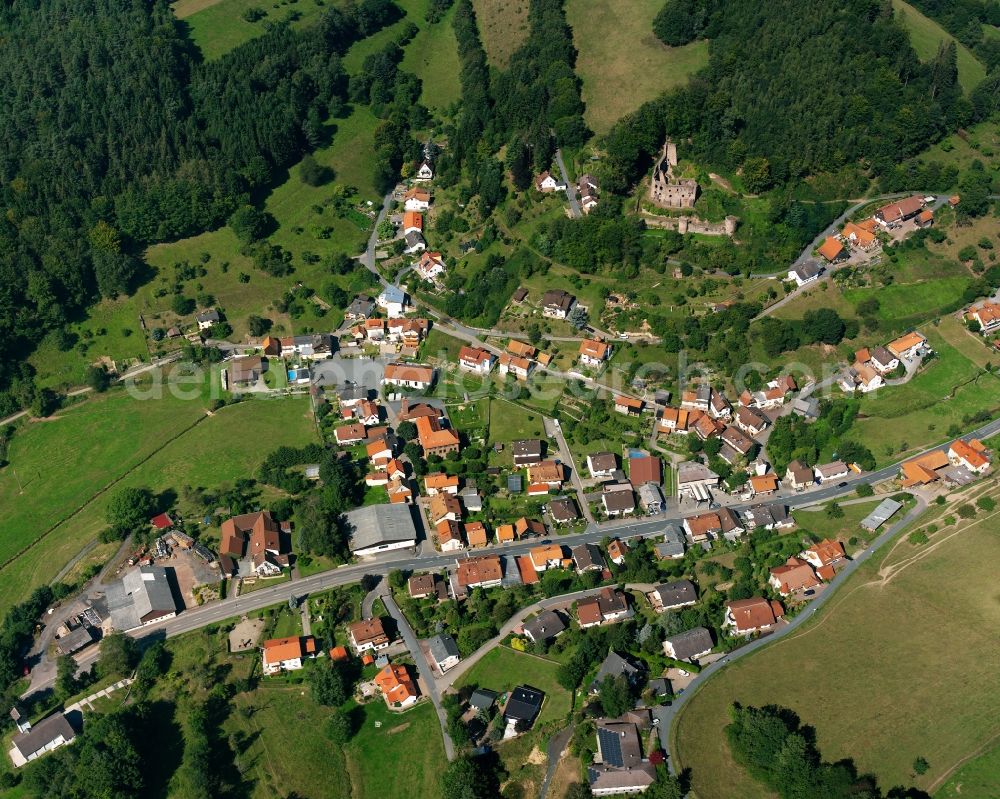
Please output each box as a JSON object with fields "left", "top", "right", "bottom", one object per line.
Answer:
{"left": 605, "top": 0, "right": 981, "bottom": 193}
{"left": 0, "top": 0, "right": 398, "bottom": 414}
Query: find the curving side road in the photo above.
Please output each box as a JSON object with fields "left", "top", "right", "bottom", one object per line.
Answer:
{"left": 661, "top": 496, "right": 929, "bottom": 774}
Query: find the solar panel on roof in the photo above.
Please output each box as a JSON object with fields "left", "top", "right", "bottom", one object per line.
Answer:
{"left": 597, "top": 726, "right": 625, "bottom": 767}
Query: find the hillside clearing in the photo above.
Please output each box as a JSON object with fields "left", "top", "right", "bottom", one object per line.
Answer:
{"left": 892, "top": 0, "right": 987, "bottom": 94}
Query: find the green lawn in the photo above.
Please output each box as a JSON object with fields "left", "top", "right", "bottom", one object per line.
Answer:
{"left": 566, "top": 0, "right": 709, "bottom": 135}
{"left": 935, "top": 742, "right": 1000, "bottom": 798}
{"left": 175, "top": 0, "right": 331, "bottom": 60}
{"left": 455, "top": 646, "right": 572, "bottom": 725}
{"left": 399, "top": 0, "right": 462, "bottom": 111}
{"left": 912, "top": 120, "right": 1000, "bottom": 177}
{"left": 0, "top": 389, "right": 316, "bottom": 615}
{"left": 674, "top": 487, "right": 1000, "bottom": 798}
{"left": 487, "top": 397, "right": 547, "bottom": 443}
{"left": 448, "top": 397, "right": 490, "bottom": 431}
{"left": 345, "top": 700, "right": 447, "bottom": 799}
{"left": 893, "top": 0, "right": 987, "bottom": 94}
{"left": 793, "top": 498, "right": 894, "bottom": 544}
{"left": 843, "top": 277, "right": 969, "bottom": 321}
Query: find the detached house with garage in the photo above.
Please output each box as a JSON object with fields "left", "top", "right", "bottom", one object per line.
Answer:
{"left": 348, "top": 618, "right": 390, "bottom": 653}
{"left": 458, "top": 346, "right": 495, "bottom": 375}
{"left": 785, "top": 460, "right": 815, "bottom": 490}
{"left": 579, "top": 338, "right": 612, "bottom": 367}
{"left": 262, "top": 636, "right": 317, "bottom": 675}
{"left": 768, "top": 557, "right": 820, "bottom": 597}
{"left": 541, "top": 289, "right": 576, "bottom": 319}
{"left": 576, "top": 587, "right": 631, "bottom": 628}
{"left": 724, "top": 597, "right": 784, "bottom": 636}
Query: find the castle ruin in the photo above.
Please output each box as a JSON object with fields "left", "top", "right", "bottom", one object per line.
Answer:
{"left": 648, "top": 140, "right": 698, "bottom": 209}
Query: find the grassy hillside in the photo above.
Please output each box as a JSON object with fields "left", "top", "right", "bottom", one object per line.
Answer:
{"left": 566, "top": 0, "right": 709, "bottom": 135}
{"left": 893, "top": 0, "right": 987, "bottom": 93}
{"left": 674, "top": 483, "right": 1000, "bottom": 797}
{"left": 174, "top": 0, "right": 330, "bottom": 59}
{"left": 0, "top": 388, "right": 316, "bottom": 615}
{"left": 472, "top": 0, "right": 530, "bottom": 67}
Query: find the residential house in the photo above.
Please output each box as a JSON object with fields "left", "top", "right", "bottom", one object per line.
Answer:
{"left": 886, "top": 331, "right": 927, "bottom": 360}
{"left": 577, "top": 174, "right": 599, "bottom": 213}
{"left": 541, "top": 289, "right": 576, "bottom": 319}
{"left": 528, "top": 460, "right": 565, "bottom": 488}
{"left": 784, "top": 460, "right": 814, "bottom": 490}
{"left": 387, "top": 317, "right": 428, "bottom": 345}
{"left": 403, "top": 230, "right": 426, "bottom": 254}
{"left": 651, "top": 580, "right": 697, "bottom": 611}
{"left": 516, "top": 517, "right": 546, "bottom": 538}
{"left": 228, "top": 355, "right": 264, "bottom": 388}
{"left": 874, "top": 195, "right": 924, "bottom": 227}
{"left": 709, "top": 390, "right": 732, "bottom": 419}
{"left": 402, "top": 211, "right": 423, "bottom": 234}
{"left": 814, "top": 461, "right": 849, "bottom": 483}
{"left": 724, "top": 597, "right": 784, "bottom": 636}
{"left": 571, "top": 543, "right": 605, "bottom": 573}
{"left": 549, "top": 497, "right": 580, "bottom": 525}
{"left": 578, "top": 338, "right": 612, "bottom": 368}
{"left": 416, "top": 415, "right": 460, "bottom": 456}
{"left": 454, "top": 555, "right": 503, "bottom": 591}
{"left": 587, "top": 452, "right": 618, "bottom": 479}
{"left": 262, "top": 636, "right": 317, "bottom": 675}
{"left": 787, "top": 261, "right": 822, "bottom": 287}
{"left": 375, "top": 663, "right": 419, "bottom": 708}
{"left": 614, "top": 395, "right": 644, "bottom": 415}
{"left": 588, "top": 722, "right": 657, "bottom": 796}
{"left": 967, "top": 301, "right": 1000, "bottom": 334}
{"left": 366, "top": 436, "right": 393, "bottom": 463}
{"left": 348, "top": 619, "right": 390, "bottom": 653}
{"left": 663, "top": 627, "right": 714, "bottom": 661}
{"left": 522, "top": 610, "right": 566, "bottom": 643}
{"left": 424, "top": 472, "right": 460, "bottom": 495}
{"left": 10, "top": 713, "right": 76, "bottom": 766}
{"left": 576, "top": 588, "right": 631, "bottom": 628}
{"left": 279, "top": 334, "right": 332, "bottom": 360}
{"left": 335, "top": 423, "right": 367, "bottom": 446}
{"left": 465, "top": 521, "right": 489, "bottom": 548}
{"left": 817, "top": 236, "right": 846, "bottom": 263}
{"left": 655, "top": 524, "right": 686, "bottom": 560}
{"left": 376, "top": 285, "right": 407, "bottom": 317}
{"left": 529, "top": 544, "right": 565, "bottom": 572}
{"left": 499, "top": 353, "right": 533, "bottom": 380}
{"left": 196, "top": 308, "right": 220, "bottom": 330}
{"left": 841, "top": 220, "right": 877, "bottom": 249}
{"left": 607, "top": 538, "right": 626, "bottom": 565}
{"left": 382, "top": 362, "right": 435, "bottom": 390}
{"left": 735, "top": 406, "right": 768, "bottom": 436}
{"left": 436, "top": 519, "right": 464, "bottom": 551}
{"left": 745, "top": 503, "right": 792, "bottom": 530}
{"left": 628, "top": 455, "right": 661, "bottom": 488}
{"left": 749, "top": 474, "right": 779, "bottom": 496}
{"left": 870, "top": 346, "right": 900, "bottom": 374}
{"left": 948, "top": 439, "right": 991, "bottom": 473}
{"left": 503, "top": 685, "right": 545, "bottom": 728}
{"left": 658, "top": 407, "right": 690, "bottom": 435}
{"left": 840, "top": 361, "right": 884, "bottom": 394}
{"left": 408, "top": 573, "right": 442, "bottom": 599}
{"left": 219, "top": 511, "right": 290, "bottom": 577}
{"left": 355, "top": 400, "right": 381, "bottom": 426}
{"left": 397, "top": 398, "right": 442, "bottom": 421}
{"left": 534, "top": 171, "right": 565, "bottom": 192}
{"left": 429, "top": 493, "right": 462, "bottom": 525}
{"left": 403, "top": 186, "right": 431, "bottom": 211}
{"left": 458, "top": 346, "right": 495, "bottom": 374}
{"left": 788, "top": 261, "right": 823, "bottom": 288}
{"left": 428, "top": 633, "right": 460, "bottom": 673}
{"left": 588, "top": 651, "right": 642, "bottom": 694}
{"left": 506, "top": 339, "right": 538, "bottom": 359}
{"left": 801, "top": 539, "right": 846, "bottom": 575}
{"left": 637, "top": 482, "right": 665, "bottom": 514}
{"left": 681, "top": 384, "right": 711, "bottom": 412}
{"left": 415, "top": 160, "right": 434, "bottom": 180}
{"left": 602, "top": 490, "right": 636, "bottom": 517}
{"left": 345, "top": 295, "right": 375, "bottom": 320}
{"left": 768, "top": 557, "right": 820, "bottom": 596}
{"left": 683, "top": 512, "right": 721, "bottom": 543}
{"left": 720, "top": 426, "right": 755, "bottom": 461}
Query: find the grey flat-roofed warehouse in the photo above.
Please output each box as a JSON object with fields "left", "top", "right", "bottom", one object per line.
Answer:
{"left": 345, "top": 504, "right": 418, "bottom": 556}
{"left": 106, "top": 566, "right": 179, "bottom": 632}
{"left": 860, "top": 498, "right": 903, "bottom": 531}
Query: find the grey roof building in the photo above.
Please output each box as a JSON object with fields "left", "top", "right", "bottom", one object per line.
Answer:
{"left": 663, "top": 627, "right": 714, "bottom": 661}
{"left": 10, "top": 713, "right": 76, "bottom": 766}
{"left": 652, "top": 580, "right": 698, "bottom": 610}
{"left": 571, "top": 543, "right": 605, "bottom": 572}
{"left": 55, "top": 626, "right": 95, "bottom": 656}
{"left": 106, "top": 566, "right": 178, "bottom": 632}
{"left": 860, "top": 498, "right": 903, "bottom": 531}
{"left": 522, "top": 609, "right": 566, "bottom": 643}
{"left": 427, "top": 633, "right": 461, "bottom": 671}
{"left": 512, "top": 439, "right": 544, "bottom": 466}
{"left": 589, "top": 651, "right": 643, "bottom": 693}
{"left": 548, "top": 497, "right": 579, "bottom": 524}
{"left": 503, "top": 685, "right": 545, "bottom": 725}
{"left": 346, "top": 295, "right": 375, "bottom": 319}
{"left": 469, "top": 688, "right": 498, "bottom": 712}
{"left": 345, "top": 504, "right": 418, "bottom": 556}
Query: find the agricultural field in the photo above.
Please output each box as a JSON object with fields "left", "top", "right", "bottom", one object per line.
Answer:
{"left": 174, "top": 0, "right": 330, "bottom": 59}
{"left": 892, "top": 0, "right": 987, "bottom": 93}
{"left": 455, "top": 645, "right": 572, "bottom": 725}
{"left": 0, "top": 387, "right": 316, "bottom": 615}
{"left": 673, "top": 481, "right": 1000, "bottom": 798}
{"left": 566, "top": 0, "right": 709, "bottom": 135}
{"left": 935, "top": 743, "right": 1000, "bottom": 798}
{"left": 472, "top": 0, "right": 530, "bottom": 67}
